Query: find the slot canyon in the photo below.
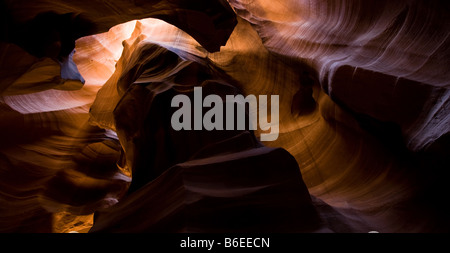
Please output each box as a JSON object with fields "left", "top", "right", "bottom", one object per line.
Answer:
{"left": 0, "top": 0, "right": 449, "bottom": 233}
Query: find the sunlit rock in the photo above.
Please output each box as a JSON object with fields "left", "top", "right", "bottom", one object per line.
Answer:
{"left": 0, "top": 0, "right": 449, "bottom": 233}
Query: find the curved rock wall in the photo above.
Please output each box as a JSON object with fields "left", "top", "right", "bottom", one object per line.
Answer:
{"left": 0, "top": 0, "right": 449, "bottom": 232}
{"left": 228, "top": 0, "right": 450, "bottom": 151}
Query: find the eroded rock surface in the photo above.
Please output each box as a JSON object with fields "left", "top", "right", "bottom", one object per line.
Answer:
{"left": 0, "top": 0, "right": 449, "bottom": 233}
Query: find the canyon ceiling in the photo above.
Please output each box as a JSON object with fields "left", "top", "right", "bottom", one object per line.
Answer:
{"left": 0, "top": 0, "right": 449, "bottom": 233}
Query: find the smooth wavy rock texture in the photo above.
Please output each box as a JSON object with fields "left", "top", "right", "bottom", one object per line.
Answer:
{"left": 228, "top": 0, "right": 450, "bottom": 151}
{"left": 0, "top": 0, "right": 449, "bottom": 233}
